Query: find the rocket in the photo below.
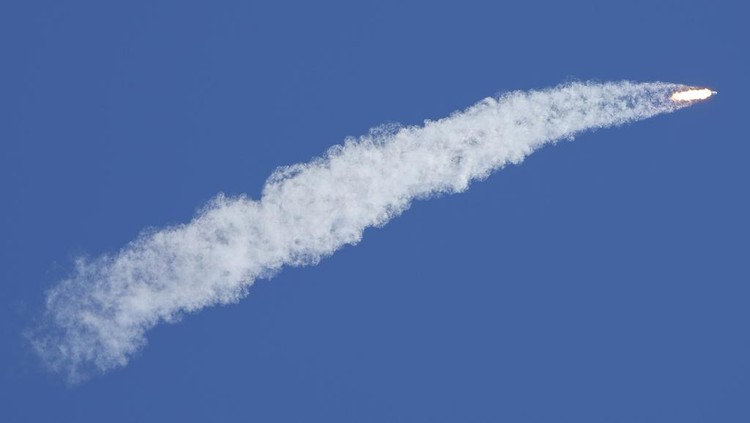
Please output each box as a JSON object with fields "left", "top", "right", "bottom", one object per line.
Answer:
{"left": 671, "top": 88, "right": 717, "bottom": 102}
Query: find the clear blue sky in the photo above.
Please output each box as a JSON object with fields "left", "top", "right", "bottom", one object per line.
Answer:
{"left": 1, "top": 0, "right": 748, "bottom": 421}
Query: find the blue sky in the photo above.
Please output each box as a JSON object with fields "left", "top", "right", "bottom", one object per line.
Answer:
{"left": 1, "top": 0, "right": 748, "bottom": 421}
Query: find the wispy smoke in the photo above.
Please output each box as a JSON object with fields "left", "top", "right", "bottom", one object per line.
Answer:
{"left": 30, "top": 81, "right": 691, "bottom": 382}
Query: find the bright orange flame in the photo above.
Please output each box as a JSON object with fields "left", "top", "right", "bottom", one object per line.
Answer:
{"left": 671, "top": 88, "right": 715, "bottom": 102}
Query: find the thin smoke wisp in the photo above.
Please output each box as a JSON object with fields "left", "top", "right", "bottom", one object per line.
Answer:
{"left": 31, "top": 81, "right": 701, "bottom": 382}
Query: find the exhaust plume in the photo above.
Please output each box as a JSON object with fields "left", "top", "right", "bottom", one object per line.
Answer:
{"left": 31, "top": 81, "right": 703, "bottom": 382}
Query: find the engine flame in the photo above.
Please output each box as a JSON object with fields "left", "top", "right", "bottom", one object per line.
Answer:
{"left": 671, "top": 88, "right": 715, "bottom": 102}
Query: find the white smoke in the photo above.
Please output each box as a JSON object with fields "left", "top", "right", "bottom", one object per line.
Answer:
{"left": 31, "top": 81, "right": 691, "bottom": 382}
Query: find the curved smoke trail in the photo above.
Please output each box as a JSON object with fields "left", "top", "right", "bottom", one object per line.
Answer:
{"left": 31, "top": 81, "right": 695, "bottom": 382}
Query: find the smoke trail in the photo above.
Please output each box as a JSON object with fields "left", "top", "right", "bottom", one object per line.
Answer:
{"left": 31, "top": 81, "right": 694, "bottom": 382}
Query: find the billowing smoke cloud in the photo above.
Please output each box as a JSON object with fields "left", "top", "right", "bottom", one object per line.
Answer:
{"left": 31, "top": 81, "right": 694, "bottom": 382}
